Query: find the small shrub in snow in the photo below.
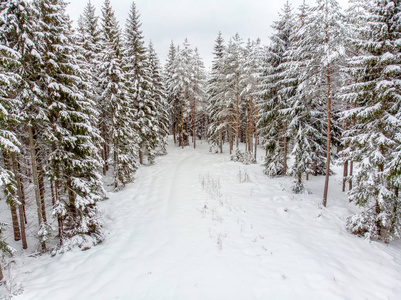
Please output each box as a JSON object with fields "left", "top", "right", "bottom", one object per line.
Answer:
{"left": 291, "top": 181, "right": 305, "bottom": 194}
{"left": 230, "top": 149, "right": 256, "bottom": 165}
{"left": 346, "top": 208, "right": 398, "bottom": 242}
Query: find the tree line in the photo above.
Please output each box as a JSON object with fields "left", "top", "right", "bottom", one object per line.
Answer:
{"left": 0, "top": 0, "right": 168, "bottom": 279}
{"left": 204, "top": 0, "right": 401, "bottom": 242}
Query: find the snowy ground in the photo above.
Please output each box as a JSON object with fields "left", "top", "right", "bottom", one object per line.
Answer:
{"left": 5, "top": 138, "right": 401, "bottom": 299}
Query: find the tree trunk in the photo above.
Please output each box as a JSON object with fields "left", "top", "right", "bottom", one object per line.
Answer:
{"left": 37, "top": 157, "right": 47, "bottom": 223}
{"left": 139, "top": 149, "right": 144, "bottom": 165}
{"left": 10, "top": 205, "right": 21, "bottom": 241}
{"left": 349, "top": 102, "right": 356, "bottom": 191}
{"left": 114, "top": 143, "right": 119, "bottom": 190}
{"left": 343, "top": 161, "right": 348, "bottom": 192}
{"left": 3, "top": 154, "right": 21, "bottom": 242}
{"left": 173, "top": 121, "right": 176, "bottom": 144}
{"left": 28, "top": 125, "right": 46, "bottom": 251}
{"left": 323, "top": 64, "right": 332, "bottom": 207}
{"left": 11, "top": 153, "right": 28, "bottom": 249}
{"left": 306, "top": 162, "right": 310, "bottom": 181}
{"left": 254, "top": 94, "right": 258, "bottom": 160}
{"left": 0, "top": 260, "right": 3, "bottom": 281}
{"left": 229, "top": 125, "right": 233, "bottom": 155}
{"left": 342, "top": 107, "right": 350, "bottom": 192}
{"left": 283, "top": 122, "right": 288, "bottom": 176}
{"left": 181, "top": 99, "right": 184, "bottom": 149}
{"left": 193, "top": 95, "right": 196, "bottom": 149}
{"left": 236, "top": 72, "right": 240, "bottom": 149}
{"left": 102, "top": 139, "right": 107, "bottom": 175}
{"left": 219, "top": 126, "right": 223, "bottom": 154}
{"left": 18, "top": 162, "right": 27, "bottom": 225}
{"left": 249, "top": 96, "right": 254, "bottom": 153}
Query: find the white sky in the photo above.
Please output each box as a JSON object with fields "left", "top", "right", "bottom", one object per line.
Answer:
{"left": 66, "top": 0, "right": 350, "bottom": 69}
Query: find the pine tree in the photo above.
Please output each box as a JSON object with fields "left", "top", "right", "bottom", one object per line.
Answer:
{"left": 208, "top": 32, "right": 226, "bottom": 153}
{"left": 167, "top": 39, "right": 194, "bottom": 148}
{"left": 34, "top": 0, "right": 104, "bottom": 246}
{"left": 147, "top": 41, "right": 169, "bottom": 156}
{"left": 100, "top": 0, "right": 139, "bottom": 190}
{"left": 0, "top": 0, "right": 22, "bottom": 206}
{"left": 225, "top": 34, "right": 244, "bottom": 151}
{"left": 191, "top": 48, "right": 207, "bottom": 148}
{"left": 0, "top": 222, "right": 15, "bottom": 280}
{"left": 285, "top": 0, "right": 346, "bottom": 195}
{"left": 341, "top": 0, "right": 370, "bottom": 191}
{"left": 123, "top": 2, "right": 156, "bottom": 164}
{"left": 77, "top": 1, "right": 105, "bottom": 174}
{"left": 165, "top": 41, "right": 178, "bottom": 144}
{"left": 1, "top": 0, "right": 38, "bottom": 250}
{"left": 258, "top": 2, "right": 294, "bottom": 176}
{"left": 341, "top": 0, "right": 401, "bottom": 241}
{"left": 240, "top": 39, "right": 262, "bottom": 158}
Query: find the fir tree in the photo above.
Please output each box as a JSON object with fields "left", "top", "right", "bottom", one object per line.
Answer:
{"left": 207, "top": 32, "right": 226, "bottom": 153}
{"left": 147, "top": 41, "right": 169, "bottom": 156}
{"left": 34, "top": 0, "right": 104, "bottom": 246}
{"left": 100, "top": 0, "right": 139, "bottom": 189}
{"left": 341, "top": 0, "right": 401, "bottom": 241}
{"left": 123, "top": 2, "right": 155, "bottom": 164}
{"left": 258, "top": 2, "right": 294, "bottom": 176}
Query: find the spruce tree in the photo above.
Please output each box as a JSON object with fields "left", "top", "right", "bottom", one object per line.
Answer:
{"left": 258, "top": 2, "right": 294, "bottom": 176}
{"left": 207, "top": 32, "right": 226, "bottom": 153}
{"left": 100, "top": 0, "right": 139, "bottom": 190}
{"left": 123, "top": 2, "right": 156, "bottom": 164}
{"left": 342, "top": 0, "right": 401, "bottom": 241}
{"left": 147, "top": 41, "right": 169, "bottom": 156}
{"left": 34, "top": 0, "right": 104, "bottom": 246}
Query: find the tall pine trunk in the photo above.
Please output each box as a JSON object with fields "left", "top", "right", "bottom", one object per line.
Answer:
{"left": 11, "top": 153, "right": 28, "bottom": 249}
{"left": 181, "top": 99, "right": 184, "bottom": 149}
{"left": 219, "top": 126, "right": 223, "bottom": 153}
{"left": 323, "top": 63, "right": 332, "bottom": 207}
{"left": 0, "top": 260, "right": 3, "bottom": 281}
{"left": 193, "top": 95, "right": 196, "bottom": 149}
{"left": 342, "top": 128, "right": 349, "bottom": 192}
{"left": 349, "top": 102, "right": 356, "bottom": 191}
{"left": 249, "top": 97, "right": 254, "bottom": 153}
{"left": 37, "top": 157, "right": 47, "bottom": 223}
{"left": 3, "top": 154, "right": 21, "bottom": 242}
{"left": 236, "top": 72, "right": 240, "bottom": 149}
{"left": 283, "top": 121, "right": 288, "bottom": 175}
{"left": 28, "top": 125, "right": 46, "bottom": 251}
{"left": 254, "top": 95, "right": 258, "bottom": 160}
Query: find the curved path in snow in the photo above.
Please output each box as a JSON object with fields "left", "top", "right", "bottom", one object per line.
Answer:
{"left": 15, "top": 140, "right": 401, "bottom": 300}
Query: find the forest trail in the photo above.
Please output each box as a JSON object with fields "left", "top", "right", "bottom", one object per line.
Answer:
{"left": 14, "top": 139, "right": 401, "bottom": 300}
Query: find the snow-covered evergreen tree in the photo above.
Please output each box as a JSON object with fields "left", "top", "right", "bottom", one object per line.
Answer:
{"left": 34, "top": 0, "right": 104, "bottom": 246}
{"left": 222, "top": 33, "right": 244, "bottom": 152}
{"left": 258, "top": 2, "right": 294, "bottom": 176}
{"left": 207, "top": 32, "right": 226, "bottom": 153}
{"left": 0, "top": 222, "right": 15, "bottom": 280}
{"left": 147, "top": 41, "right": 169, "bottom": 156}
{"left": 123, "top": 2, "right": 155, "bottom": 164}
{"left": 0, "top": 0, "right": 22, "bottom": 197}
{"left": 240, "top": 39, "right": 262, "bottom": 158}
{"left": 191, "top": 47, "right": 207, "bottom": 147}
{"left": 167, "top": 39, "right": 194, "bottom": 148}
{"left": 100, "top": 0, "right": 139, "bottom": 190}
{"left": 341, "top": 0, "right": 401, "bottom": 241}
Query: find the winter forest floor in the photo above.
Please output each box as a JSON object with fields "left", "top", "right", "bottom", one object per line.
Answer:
{"left": 3, "top": 137, "right": 401, "bottom": 299}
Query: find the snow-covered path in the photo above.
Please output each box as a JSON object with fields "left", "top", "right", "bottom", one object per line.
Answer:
{"left": 15, "top": 140, "right": 401, "bottom": 300}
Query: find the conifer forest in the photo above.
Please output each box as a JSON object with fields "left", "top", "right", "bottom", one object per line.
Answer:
{"left": 1, "top": 0, "right": 401, "bottom": 299}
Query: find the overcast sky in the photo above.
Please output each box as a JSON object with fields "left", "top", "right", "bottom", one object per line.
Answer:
{"left": 66, "top": 0, "right": 349, "bottom": 70}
